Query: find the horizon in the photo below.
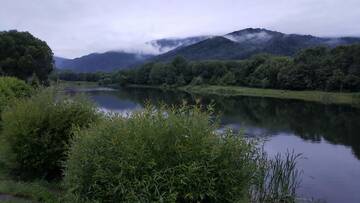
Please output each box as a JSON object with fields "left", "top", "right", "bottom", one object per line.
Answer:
{"left": 1, "top": 0, "right": 360, "bottom": 58}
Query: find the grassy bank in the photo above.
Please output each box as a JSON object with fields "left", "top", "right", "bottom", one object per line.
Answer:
{"left": 128, "top": 84, "right": 360, "bottom": 106}
{"left": 51, "top": 80, "right": 99, "bottom": 89}
{"left": 55, "top": 81, "right": 360, "bottom": 105}
{"left": 180, "top": 85, "right": 360, "bottom": 105}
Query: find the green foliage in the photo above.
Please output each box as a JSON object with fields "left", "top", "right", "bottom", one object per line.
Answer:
{"left": 52, "top": 70, "right": 110, "bottom": 83}
{"left": 219, "top": 71, "right": 236, "bottom": 85}
{"left": 114, "top": 44, "right": 360, "bottom": 92}
{"left": 64, "top": 105, "right": 257, "bottom": 202}
{"left": 0, "top": 77, "right": 32, "bottom": 114}
{"left": 326, "top": 69, "right": 345, "bottom": 91}
{"left": 190, "top": 76, "right": 204, "bottom": 86}
{"left": 0, "top": 30, "right": 53, "bottom": 83}
{"left": 0, "top": 89, "right": 99, "bottom": 180}
{"left": 249, "top": 57, "right": 292, "bottom": 88}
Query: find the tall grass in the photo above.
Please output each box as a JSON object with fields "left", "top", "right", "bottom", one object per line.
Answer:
{"left": 0, "top": 77, "right": 32, "bottom": 115}
{"left": 251, "top": 150, "right": 302, "bottom": 203}
{"left": 64, "top": 105, "right": 257, "bottom": 202}
{"left": 0, "top": 89, "right": 99, "bottom": 180}
{"left": 64, "top": 104, "right": 303, "bottom": 202}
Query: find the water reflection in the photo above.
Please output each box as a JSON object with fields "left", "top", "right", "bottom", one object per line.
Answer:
{"left": 64, "top": 86, "right": 360, "bottom": 203}
{"left": 91, "top": 87, "right": 360, "bottom": 160}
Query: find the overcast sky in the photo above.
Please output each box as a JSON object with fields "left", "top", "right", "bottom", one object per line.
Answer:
{"left": 1, "top": 0, "right": 360, "bottom": 58}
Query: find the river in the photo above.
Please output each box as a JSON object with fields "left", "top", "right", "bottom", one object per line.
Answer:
{"left": 65, "top": 86, "right": 360, "bottom": 203}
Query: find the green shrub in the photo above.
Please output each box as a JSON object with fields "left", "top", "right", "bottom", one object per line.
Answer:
{"left": 0, "top": 89, "right": 99, "bottom": 180}
{"left": 64, "top": 105, "right": 257, "bottom": 202}
{"left": 0, "top": 77, "right": 32, "bottom": 114}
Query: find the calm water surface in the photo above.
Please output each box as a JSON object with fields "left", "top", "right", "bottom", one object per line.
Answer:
{"left": 65, "top": 86, "right": 360, "bottom": 203}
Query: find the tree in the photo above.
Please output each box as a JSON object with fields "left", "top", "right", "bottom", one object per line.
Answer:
{"left": 0, "top": 30, "right": 54, "bottom": 83}
{"left": 219, "top": 72, "right": 236, "bottom": 85}
{"left": 248, "top": 57, "right": 292, "bottom": 88}
{"left": 149, "top": 63, "right": 167, "bottom": 85}
{"left": 172, "top": 56, "right": 188, "bottom": 73}
{"left": 176, "top": 74, "right": 186, "bottom": 86}
{"left": 344, "top": 75, "right": 360, "bottom": 91}
{"left": 326, "top": 69, "right": 345, "bottom": 91}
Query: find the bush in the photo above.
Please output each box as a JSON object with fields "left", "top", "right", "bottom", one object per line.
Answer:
{"left": 0, "top": 89, "right": 99, "bottom": 180}
{"left": 64, "top": 105, "right": 257, "bottom": 202}
{"left": 0, "top": 77, "right": 32, "bottom": 114}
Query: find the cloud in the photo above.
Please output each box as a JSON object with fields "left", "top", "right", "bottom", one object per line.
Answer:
{"left": 1, "top": 0, "right": 359, "bottom": 58}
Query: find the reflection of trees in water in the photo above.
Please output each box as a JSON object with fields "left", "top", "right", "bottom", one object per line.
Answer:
{"left": 108, "top": 87, "right": 360, "bottom": 160}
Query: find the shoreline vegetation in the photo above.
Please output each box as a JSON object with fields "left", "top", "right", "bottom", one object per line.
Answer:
{"left": 0, "top": 77, "right": 304, "bottom": 203}
{"left": 56, "top": 81, "right": 360, "bottom": 106}
{"left": 125, "top": 84, "right": 360, "bottom": 106}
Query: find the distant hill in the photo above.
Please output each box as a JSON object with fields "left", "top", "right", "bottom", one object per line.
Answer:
{"left": 154, "top": 28, "right": 360, "bottom": 61}
{"left": 54, "top": 52, "right": 154, "bottom": 73}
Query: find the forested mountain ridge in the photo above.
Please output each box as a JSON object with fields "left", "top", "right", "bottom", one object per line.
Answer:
{"left": 154, "top": 28, "right": 360, "bottom": 61}
{"left": 54, "top": 36, "right": 210, "bottom": 73}
{"left": 54, "top": 28, "right": 360, "bottom": 72}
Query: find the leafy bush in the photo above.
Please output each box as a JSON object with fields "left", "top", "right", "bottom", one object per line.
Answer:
{"left": 0, "top": 77, "right": 32, "bottom": 114}
{"left": 0, "top": 89, "right": 99, "bottom": 180}
{"left": 64, "top": 105, "right": 257, "bottom": 202}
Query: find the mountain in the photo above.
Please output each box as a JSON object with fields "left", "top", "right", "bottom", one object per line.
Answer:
{"left": 54, "top": 36, "right": 210, "bottom": 72}
{"left": 146, "top": 36, "right": 212, "bottom": 54}
{"left": 54, "top": 56, "right": 71, "bottom": 68}
{"left": 54, "top": 28, "right": 360, "bottom": 72}
{"left": 154, "top": 28, "right": 360, "bottom": 61}
{"left": 54, "top": 52, "right": 154, "bottom": 72}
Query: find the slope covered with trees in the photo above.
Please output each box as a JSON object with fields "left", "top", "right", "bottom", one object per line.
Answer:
{"left": 115, "top": 44, "right": 360, "bottom": 92}
{"left": 154, "top": 28, "right": 360, "bottom": 62}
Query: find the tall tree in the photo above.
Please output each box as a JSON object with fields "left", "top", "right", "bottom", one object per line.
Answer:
{"left": 0, "top": 30, "right": 54, "bottom": 83}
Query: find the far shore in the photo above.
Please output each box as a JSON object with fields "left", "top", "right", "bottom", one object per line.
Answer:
{"left": 126, "top": 84, "right": 360, "bottom": 106}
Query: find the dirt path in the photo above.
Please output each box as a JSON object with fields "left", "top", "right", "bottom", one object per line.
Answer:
{"left": 0, "top": 193, "right": 32, "bottom": 202}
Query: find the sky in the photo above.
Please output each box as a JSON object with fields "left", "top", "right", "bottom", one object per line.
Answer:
{"left": 1, "top": 0, "right": 360, "bottom": 58}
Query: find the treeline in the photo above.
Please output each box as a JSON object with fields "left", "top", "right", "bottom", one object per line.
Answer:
{"left": 114, "top": 44, "right": 360, "bottom": 92}
{"left": 51, "top": 69, "right": 113, "bottom": 85}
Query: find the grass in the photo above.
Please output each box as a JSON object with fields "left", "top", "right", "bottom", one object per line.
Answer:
{"left": 51, "top": 80, "right": 99, "bottom": 89}
{"left": 179, "top": 85, "right": 360, "bottom": 106}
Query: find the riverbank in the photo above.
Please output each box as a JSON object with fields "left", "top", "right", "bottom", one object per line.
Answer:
{"left": 128, "top": 84, "right": 360, "bottom": 106}
{"left": 51, "top": 80, "right": 99, "bottom": 89}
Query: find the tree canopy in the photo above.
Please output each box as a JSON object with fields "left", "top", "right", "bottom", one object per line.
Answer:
{"left": 112, "top": 44, "right": 360, "bottom": 92}
{"left": 0, "top": 30, "right": 54, "bottom": 83}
